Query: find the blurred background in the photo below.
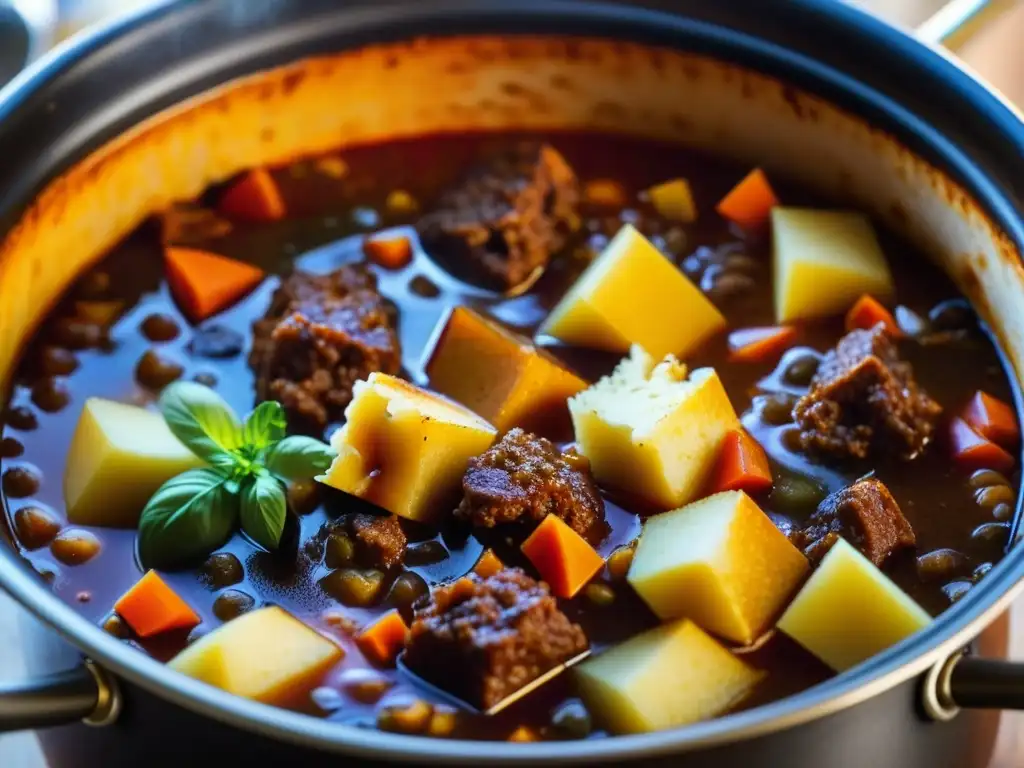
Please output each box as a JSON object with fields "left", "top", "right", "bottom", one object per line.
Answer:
{"left": 0, "top": 0, "right": 1023, "bottom": 766}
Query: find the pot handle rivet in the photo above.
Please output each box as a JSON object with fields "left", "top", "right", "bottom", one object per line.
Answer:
{"left": 921, "top": 649, "right": 964, "bottom": 722}
{"left": 81, "top": 659, "right": 121, "bottom": 728}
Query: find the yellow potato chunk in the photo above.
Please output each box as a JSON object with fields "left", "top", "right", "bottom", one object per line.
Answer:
{"left": 64, "top": 398, "right": 204, "bottom": 528}
{"left": 628, "top": 491, "right": 808, "bottom": 645}
{"left": 569, "top": 346, "right": 739, "bottom": 509}
{"left": 777, "top": 537, "right": 931, "bottom": 672}
{"left": 318, "top": 373, "right": 497, "bottom": 523}
{"left": 538, "top": 224, "right": 725, "bottom": 358}
{"left": 575, "top": 619, "right": 763, "bottom": 734}
{"left": 647, "top": 179, "right": 697, "bottom": 223}
{"left": 425, "top": 306, "right": 586, "bottom": 436}
{"left": 170, "top": 606, "right": 342, "bottom": 705}
{"left": 772, "top": 207, "right": 895, "bottom": 323}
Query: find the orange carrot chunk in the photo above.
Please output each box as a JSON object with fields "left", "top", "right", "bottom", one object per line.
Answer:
{"left": 217, "top": 168, "right": 286, "bottom": 223}
{"left": 715, "top": 168, "right": 779, "bottom": 229}
{"left": 520, "top": 514, "right": 604, "bottom": 599}
{"left": 949, "top": 417, "right": 1015, "bottom": 473}
{"left": 355, "top": 610, "right": 408, "bottom": 666}
{"left": 709, "top": 430, "right": 773, "bottom": 495}
{"left": 728, "top": 326, "right": 798, "bottom": 364}
{"left": 114, "top": 571, "right": 200, "bottom": 638}
{"left": 473, "top": 549, "right": 505, "bottom": 579}
{"left": 165, "top": 246, "right": 265, "bottom": 322}
{"left": 845, "top": 294, "right": 902, "bottom": 336}
{"left": 962, "top": 391, "right": 1020, "bottom": 449}
{"left": 363, "top": 234, "right": 414, "bottom": 270}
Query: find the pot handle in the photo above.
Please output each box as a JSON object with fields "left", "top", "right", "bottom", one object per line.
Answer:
{"left": 915, "top": 0, "right": 1015, "bottom": 51}
{"left": 0, "top": 659, "right": 121, "bottom": 732}
{"left": 922, "top": 650, "right": 1024, "bottom": 719}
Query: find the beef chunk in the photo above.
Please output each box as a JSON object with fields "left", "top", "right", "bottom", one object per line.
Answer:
{"left": 793, "top": 323, "right": 941, "bottom": 459}
{"left": 791, "top": 477, "right": 916, "bottom": 565}
{"left": 249, "top": 265, "right": 400, "bottom": 430}
{"left": 404, "top": 569, "right": 589, "bottom": 710}
{"left": 348, "top": 513, "right": 406, "bottom": 569}
{"left": 417, "top": 143, "right": 580, "bottom": 291}
{"left": 455, "top": 428, "right": 605, "bottom": 537}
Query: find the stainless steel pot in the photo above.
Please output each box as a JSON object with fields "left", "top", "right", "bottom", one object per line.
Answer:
{"left": 2, "top": 1, "right": 1024, "bottom": 765}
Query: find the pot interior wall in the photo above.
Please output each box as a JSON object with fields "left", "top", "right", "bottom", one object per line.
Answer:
{"left": 0, "top": 36, "right": 1022, "bottom": 391}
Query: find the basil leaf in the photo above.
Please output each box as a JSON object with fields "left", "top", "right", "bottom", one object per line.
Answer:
{"left": 262, "top": 435, "right": 336, "bottom": 481}
{"left": 137, "top": 468, "right": 239, "bottom": 569}
{"left": 241, "top": 474, "right": 287, "bottom": 551}
{"left": 159, "top": 381, "right": 242, "bottom": 467}
{"left": 242, "top": 401, "right": 287, "bottom": 451}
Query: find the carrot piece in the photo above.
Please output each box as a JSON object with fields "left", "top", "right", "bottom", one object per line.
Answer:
{"left": 949, "top": 417, "right": 1015, "bottom": 473}
{"left": 355, "top": 610, "right": 408, "bottom": 666}
{"left": 164, "top": 246, "right": 264, "bottom": 322}
{"left": 709, "top": 430, "right": 773, "bottom": 495}
{"left": 845, "top": 294, "right": 902, "bottom": 336}
{"left": 962, "top": 391, "right": 1020, "bottom": 449}
{"left": 217, "top": 168, "right": 286, "bottom": 223}
{"left": 728, "top": 326, "right": 798, "bottom": 364}
{"left": 363, "top": 234, "right": 413, "bottom": 270}
{"left": 114, "top": 571, "right": 200, "bottom": 638}
{"left": 715, "top": 168, "right": 779, "bottom": 229}
{"left": 520, "top": 514, "right": 604, "bottom": 599}
{"left": 473, "top": 549, "right": 505, "bottom": 579}
{"left": 583, "top": 178, "right": 628, "bottom": 208}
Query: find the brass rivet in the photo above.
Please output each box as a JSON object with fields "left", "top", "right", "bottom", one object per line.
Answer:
{"left": 82, "top": 659, "right": 121, "bottom": 728}
{"left": 921, "top": 649, "right": 964, "bottom": 722}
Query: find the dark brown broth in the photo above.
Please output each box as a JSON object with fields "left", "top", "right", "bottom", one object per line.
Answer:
{"left": 1, "top": 132, "right": 1018, "bottom": 739}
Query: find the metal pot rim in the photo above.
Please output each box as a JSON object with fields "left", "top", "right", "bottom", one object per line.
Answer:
{"left": 1, "top": 0, "right": 1024, "bottom": 762}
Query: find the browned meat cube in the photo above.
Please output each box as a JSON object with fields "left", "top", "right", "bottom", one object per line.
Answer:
{"left": 417, "top": 143, "right": 580, "bottom": 291}
{"left": 454, "top": 428, "right": 605, "bottom": 537}
{"left": 348, "top": 513, "right": 406, "bottom": 569}
{"left": 793, "top": 323, "right": 941, "bottom": 459}
{"left": 404, "top": 569, "right": 589, "bottom": 710}
{"left": 249, "top": 265, "right": 400, "bottom": 431}
{"left": 791, "top": 477, "right": 916, "bottom": 565}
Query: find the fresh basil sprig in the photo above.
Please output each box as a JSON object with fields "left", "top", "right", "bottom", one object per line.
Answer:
{"left": 159, "top": 382, "right": 244, "bottom": 468}
{"left": 263, "top": 435, "right": 336, "bottom": 480}
{"left": 138, "top": 469, "right": 239, "bottom": 569}
{"left": 137, "top": 382, "right": 335, "bottom": 569}
{"left": 241, "top": 473, "right": 288, "bottom": 552}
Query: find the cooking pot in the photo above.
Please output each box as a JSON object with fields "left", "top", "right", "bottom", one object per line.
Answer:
{"left": 2, "top": 0, "right": 1024, "bottom": 765}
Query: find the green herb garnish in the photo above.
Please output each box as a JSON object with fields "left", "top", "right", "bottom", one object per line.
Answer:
{"left": 138, "top": 382, "right": 335, "bottom": 569}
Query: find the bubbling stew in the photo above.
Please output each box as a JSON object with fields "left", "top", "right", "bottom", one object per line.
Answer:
{"left": 2, "top": 132, "right": 1020, "bottom": 741}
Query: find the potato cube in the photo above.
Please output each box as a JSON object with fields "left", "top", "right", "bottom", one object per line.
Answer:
{"left": 627, "top": 491, "right": 808, "bottom": 645}
{"left": 647, "top": 179, "right": 697, "bottom": 223}
{"left": 777, "top": 537, "right": 931, "bottom": 671}
{"left": 170, "top": 606, "right": 342, "bottom": 705}
{"left": 569, "top": 346, "right": 739, "bottom": 509}
{"left": 64, "top": 398, "right": 204, "bottom": 528}
{"left": 318, "top": 373, "right": 497, "bottom": 523}
{"left": 575, "top": 619, "right": 763, "bottom": 734}
{"left": 425, "top": 306, "right": 586, "bottom": 435}
{"left": 538, "top": 224, "right": 725, "bottom": 359}
{"left": 772, "top": 208, "right": 894, "bottom": 323}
